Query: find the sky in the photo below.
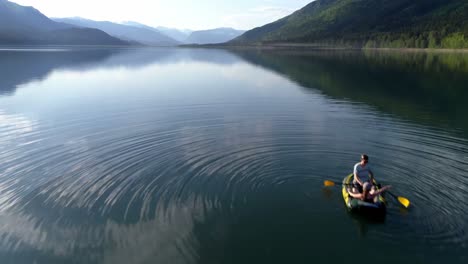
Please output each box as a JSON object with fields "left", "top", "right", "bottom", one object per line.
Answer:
{"left": 9, "top": 0, "right": 312, "bottom": 30}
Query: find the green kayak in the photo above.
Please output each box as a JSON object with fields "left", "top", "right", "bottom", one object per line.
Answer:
{"left": 342, "top": 173, "right": 386, "bottom": 215}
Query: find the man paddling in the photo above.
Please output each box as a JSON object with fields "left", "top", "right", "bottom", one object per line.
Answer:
{"left": 353, "top": 154, "right": 374, "bottom": 199}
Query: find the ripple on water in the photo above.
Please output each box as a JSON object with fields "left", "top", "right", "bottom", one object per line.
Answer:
{"left": 1, "top": 99, "right": 468, "bottom": 262}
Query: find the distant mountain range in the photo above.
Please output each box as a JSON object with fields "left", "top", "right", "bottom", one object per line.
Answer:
{"left": 54, "top": 18, "right": 180, "bottom": 46}
{"left": 56, "top": 18, "right": 244, "bottom": 45}
{"left": 0, "top": 0, "right": 127, "bottom": 45}
{"left": 156, "top": 26, "right": 193, "bottom": 43}
{"left": 122, "top": 22, "right": 192, "bottom": 43}
{"left": 119, "top": 21, "right": 244, "bottom": 45}
{"left": 0, "top": 0, "right": 244, "bottom": 46}
{"left": 185, "top": 28, "right": 246, "bottom": 44}
{"left": 231, "top": 0, "right": 468, "bottom": 49}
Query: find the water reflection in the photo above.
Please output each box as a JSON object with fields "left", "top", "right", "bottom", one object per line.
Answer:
{"left": 229, "top": 49, "right": 468, "bottom": 135}
{"left": 0, "top": 47, "right": 467, "bottom": 263}
{"left": 0, "top": 196, "right": 212, "bottom": 263}
{"left": 0, "top": 48, "right": 115, "bottom": 95}
{"left": 0, "top": 47, "right": 241, "bottom": 96}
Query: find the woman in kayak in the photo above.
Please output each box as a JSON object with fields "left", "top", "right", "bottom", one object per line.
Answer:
{"left": 349, "top": 182, "right": 392, "bottom": 202}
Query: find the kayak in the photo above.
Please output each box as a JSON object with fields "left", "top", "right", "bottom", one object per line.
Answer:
{"left": 342, "top": 173, "right": 386, "bottom": 214}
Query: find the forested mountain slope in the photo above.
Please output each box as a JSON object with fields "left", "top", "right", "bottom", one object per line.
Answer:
{"left": 231, "top": 0, "right": 468, "bottom": 49}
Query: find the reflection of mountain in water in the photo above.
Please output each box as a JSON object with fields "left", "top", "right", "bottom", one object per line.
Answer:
{"left": 98, "top": 47, "right": 241, "bottom": 67}
{"left": 0, "top": 48, "right": 115, "bottom": 95}
{"left": 0, "top": 47, "right": 241, "bottom": 96}
{"left": 229, "top": 49, "right": 468, "bottom": 135}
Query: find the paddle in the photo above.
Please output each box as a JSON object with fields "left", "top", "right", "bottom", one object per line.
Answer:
{"left": 323, "top": 180, "right": 411, "bottom": 208}
{"left": 386, "top": 191, "right": 411, "bottom": 208}
{"left": 323, "top": 180, "right": 353, "bottom": 187}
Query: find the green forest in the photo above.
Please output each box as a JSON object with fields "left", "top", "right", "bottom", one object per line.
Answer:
{"left": 231, "top": 0, "right": 468, "bottom": 49}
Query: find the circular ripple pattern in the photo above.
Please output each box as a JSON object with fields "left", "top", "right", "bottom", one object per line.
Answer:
{"left": 1, "top": 53, "right": 468, "bottom": 263}
{"left": 1, "top": 99, "right": 468, "bottom": 263}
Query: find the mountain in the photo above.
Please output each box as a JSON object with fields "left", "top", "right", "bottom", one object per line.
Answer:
{"left": 186, "top": 28, "right": 245, "bottom": 44}
{"left": 55, "top": 18, "right": 179, "bottom": 46}
{"left": 0, "top": 0, "right": 128, "bottom": 45}
{"left": 156, "top": 26, "right": 192, "bottom": 43}
{"left": 0, "top": 0, "right": 66, "bottom": 31}
{"left": 122, "top": 22, "right": 192, "bottom": 43}
{"left": 231, "top": 0, "right": 468, "bottom": 49}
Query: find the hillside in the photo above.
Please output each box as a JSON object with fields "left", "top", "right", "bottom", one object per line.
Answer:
{"left": 186, "top": 28, "right": 245, "bottom": 44}
{"left": 231, "top": 0, "right": 468, "bottom": 49}
{"left": 0, "top": 0, "right": 127, "bottom": 45}
{"left": 0, "top": 0, "right": 67, "bottom": 32}
{"left": 55, "top": 18, "right": 179, "bottom": 46}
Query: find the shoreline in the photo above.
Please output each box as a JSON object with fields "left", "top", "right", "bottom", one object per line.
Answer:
{"left": 2, "top": 44, "right": 468, "bottom": 53}
{"left": 181, "top": 43, "right": 468, "bottom": 53}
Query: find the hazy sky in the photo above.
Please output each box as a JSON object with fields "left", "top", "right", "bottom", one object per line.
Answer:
{"left": 9, "top": 0, "right": 312, "bottom": 30}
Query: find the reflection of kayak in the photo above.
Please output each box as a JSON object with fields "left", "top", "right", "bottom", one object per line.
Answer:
{"left": 342, "top": 174, "right": 386, "bottom": 214}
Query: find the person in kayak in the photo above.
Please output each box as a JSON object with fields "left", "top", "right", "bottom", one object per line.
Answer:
{"left": 349, "top": 182, "right": 392, "bottom": 202}
{"left": 353, "top": 154, "right": 374, "bottom": 199}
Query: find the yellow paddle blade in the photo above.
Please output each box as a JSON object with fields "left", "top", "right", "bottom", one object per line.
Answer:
{"left": 397, "top": 196, "right": 410, "bottom": 208}
{"left": 324, "top": 180, "right": 336, "bottom": 187}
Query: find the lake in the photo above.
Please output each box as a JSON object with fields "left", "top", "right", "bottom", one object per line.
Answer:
{"left": 0, "top": 47, "right": 467, "bottom": 264}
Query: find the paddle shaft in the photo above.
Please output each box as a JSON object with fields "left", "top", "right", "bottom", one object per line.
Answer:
{"left": 327, "top": 180, "right": 379, "bottom": 187}
{"left": 386, "top": 191, "right": 399, "bottom": 200}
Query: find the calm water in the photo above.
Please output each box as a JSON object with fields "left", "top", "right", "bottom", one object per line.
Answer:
{"left": 0, "top": 47, "right": 467, "bottom": 264}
